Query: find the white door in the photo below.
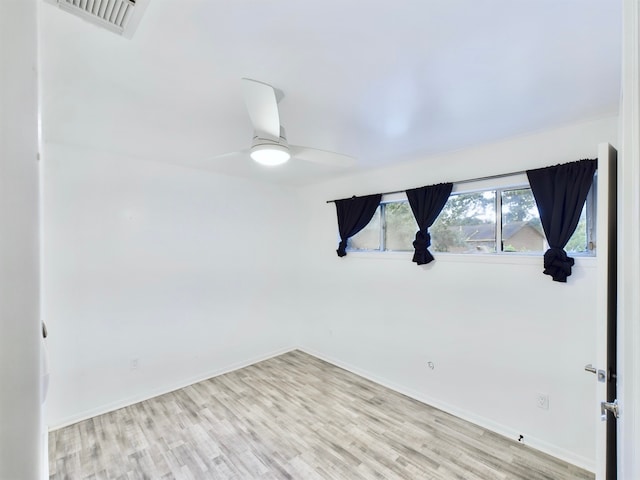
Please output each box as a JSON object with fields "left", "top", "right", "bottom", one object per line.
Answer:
{"left": 594, "top": 142, "right": 618, "bottom": 480}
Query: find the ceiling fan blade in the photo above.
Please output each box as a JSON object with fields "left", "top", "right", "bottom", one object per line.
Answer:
{"left": 210, "top": 148, "right": 250, "bottom": 161}
{"left": 241, "top": 78, "right": 281, "bottom": 140}
{"left": 290, "top": 145, "right": 356, "bottom": 167}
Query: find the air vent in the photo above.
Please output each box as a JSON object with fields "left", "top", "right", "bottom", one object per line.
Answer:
{"left": 45, "top": 0, "right": 150, "bottom": 38}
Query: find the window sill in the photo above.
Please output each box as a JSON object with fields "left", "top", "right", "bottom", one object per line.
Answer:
{"left": 344, "top": 250, "right": 597, "bottom": 267}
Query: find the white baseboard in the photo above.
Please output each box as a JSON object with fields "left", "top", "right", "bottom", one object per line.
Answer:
{"left": 298, "top": 346, "right": 595, "bottom": 474}
{"left": 48, "top": 345, "right": 297, "bottom": 431}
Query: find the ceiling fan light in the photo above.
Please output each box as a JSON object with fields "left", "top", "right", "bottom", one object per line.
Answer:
{"left": 250, "top": 144, "right": 291, "bottom": 166}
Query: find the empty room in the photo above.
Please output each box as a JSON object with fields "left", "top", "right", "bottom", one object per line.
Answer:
{"left": 2, "top": 1, "right": 640, "bottom": 479}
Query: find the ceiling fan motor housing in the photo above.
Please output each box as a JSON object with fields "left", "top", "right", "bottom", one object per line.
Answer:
{"left": 250, "top": 131, "right": 291, "bottom": 166}
{"left": 251, "top": 132, "right": 289, "bottom": 151}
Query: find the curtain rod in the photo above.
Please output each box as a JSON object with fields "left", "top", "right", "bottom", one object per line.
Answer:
{"left": 325, "top": 169, "right": 528, "bottom": 204}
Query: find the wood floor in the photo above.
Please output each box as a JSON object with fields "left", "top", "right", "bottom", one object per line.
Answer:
{"left": 49, "top": 350, "right": 594, "bottom": 479}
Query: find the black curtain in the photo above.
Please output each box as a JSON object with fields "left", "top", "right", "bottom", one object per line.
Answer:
{"left": 406, "top": 183, "right": 453, "bottom": 265}
{"left": 335, "top": 194, "right": 382, "bottom": 257}
{"left": 526, "top": 159, "right": 597, "bottom": 282}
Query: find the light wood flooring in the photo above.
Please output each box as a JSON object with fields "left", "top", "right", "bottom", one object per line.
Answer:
{"left": 49, "top": 350, "right": 594, "bottom": 479}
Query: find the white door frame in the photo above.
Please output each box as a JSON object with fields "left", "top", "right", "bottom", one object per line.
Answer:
{"left": 595, "top": 144, "right": 616, "bottom": 480}
{"left": 618, "top": 0, "right": 640, "bottom": 478}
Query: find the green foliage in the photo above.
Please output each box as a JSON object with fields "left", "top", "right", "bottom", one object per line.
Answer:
{"left": 502, "top": 189, "right": 537, "bottom": 223}
{"left": 383, "top": 202, "right": 416, "bottom": 250}
{"left": 435, "top": 192, "right": 494, "bottom": 227}
{"left": 431, "top": 192, "right": 495, "bottom": 252}
{"left": 431, "top": 223, "right": 464, "bottom": 252}
{"left": 565, "top": 219, "right": 587, "bottom": 252}
{"left": 384, "top": 202, "right": 415, "bottom": 226}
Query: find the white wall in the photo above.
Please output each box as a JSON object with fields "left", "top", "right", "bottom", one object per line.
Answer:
{"left": 43, "top": 143, "right": 302, "bottom": 427}
{"left": 0, "top": 1, "right": 42, "bottom": 478}
{"left": 619, "top": 0, "right": 640, "bottom": 477}
{"left": 296, "top": 116, "right": 618, "bottom": 471}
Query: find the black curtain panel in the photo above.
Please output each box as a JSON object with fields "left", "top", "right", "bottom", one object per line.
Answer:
{"left": 526, "top": 159, "right": 597, "bottom": 282}
{"left": 335, "top": 194, "right": 382, "bottom": 257}
{"left": 406, "top": 183, "right": 453, "bottom": 265}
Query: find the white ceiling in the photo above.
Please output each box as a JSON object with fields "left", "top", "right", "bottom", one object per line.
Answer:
{"left": 39, "top": 0, "right": 622, "bottom": 186}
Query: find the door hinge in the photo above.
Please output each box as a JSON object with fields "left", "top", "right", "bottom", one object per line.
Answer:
{"left": 601, "top": 399, "right": 619, "bottom": 420}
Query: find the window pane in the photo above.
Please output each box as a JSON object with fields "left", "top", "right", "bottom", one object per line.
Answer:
{"left": 565, "top": 205, "right": 587, "bottom": 253}
{"left": 431, "top": 191, "right": 496, "bottom": 253}
{"left": 384, "top": 202, "right": 415, "bottom": 251}
{"left": 347, "top": 206, "right": 381, "bottom": 251}
{"left": 501, "top": 188, "right": 545, "bottom": 253}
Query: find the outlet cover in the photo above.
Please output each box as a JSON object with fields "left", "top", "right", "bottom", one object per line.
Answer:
{"left": 536, "top": 393, "right": 549, "bottom": 410}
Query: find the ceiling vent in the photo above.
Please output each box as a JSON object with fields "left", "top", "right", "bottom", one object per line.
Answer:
{"left": 44, "top": 0, "right": 150, "bottom": 39}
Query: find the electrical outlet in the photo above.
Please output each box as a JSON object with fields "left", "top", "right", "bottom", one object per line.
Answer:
{"left": 130, "top": 358, "right": 139, "bottom": 370}
{"left": 536, "top": 393, "right": 549, "bottom": 410}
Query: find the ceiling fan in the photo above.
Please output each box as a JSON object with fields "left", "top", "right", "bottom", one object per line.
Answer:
{"left": 215, "top": 78, "right": 356, "bottom": 168}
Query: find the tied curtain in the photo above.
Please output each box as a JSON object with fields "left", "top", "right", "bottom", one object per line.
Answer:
{"left": 526, "top": 159, "right": 597, "bottom": 282}
{"left": 335, "top": 194, "right": 382, "bottom": 257}
{"left": 406, "top": 183, "right": 453, "bottom": 265}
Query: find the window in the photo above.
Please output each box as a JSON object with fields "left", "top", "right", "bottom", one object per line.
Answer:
{"left": 348, "top": 206, "right": 381, "bottom": 251}
{"left": 431, "top": 191, "right": 496, "bottom": 253}
{"left": 500, "top": 188, "right": 541, "bottom": 253}
{"left": 384, "top": 201, "right": 415, "bottom": 251}
{"left": 348, "top": 198, "right": 414, "bottom": 252}
{"left": 347, "top": 178, "right": 595, "bottom": 256}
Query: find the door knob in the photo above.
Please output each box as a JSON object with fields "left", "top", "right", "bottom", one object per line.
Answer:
{"left": 584, "top": 364, "right": 607, "bottom": 382}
